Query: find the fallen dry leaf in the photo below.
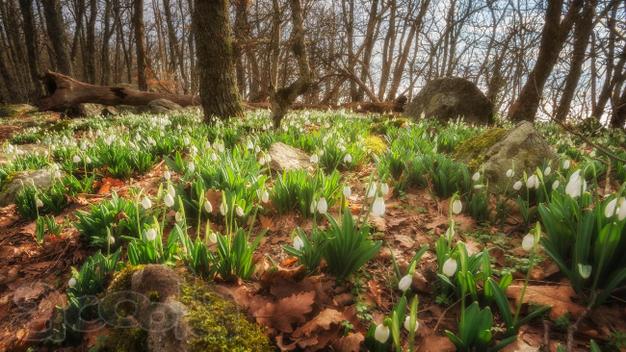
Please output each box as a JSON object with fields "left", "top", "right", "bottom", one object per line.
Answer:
{"left": 254, "top": 291, "right": 316, "bottom": 333}
{"left": 332, "top": 332, "right": 364, "bottom": 352}
{"left": 506, "top": 284, "right": 584, "bottom": 320}
{"left": 367, "top": 279, "right": 383, "bottom": 306}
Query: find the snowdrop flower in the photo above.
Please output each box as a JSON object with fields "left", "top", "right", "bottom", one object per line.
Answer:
{"left": 552, "top": 180, "right": 560, "bottom": 190}
{"left": 141, "top": 196, "right": 152, "bottom": 209}
{"left": 371, "top": 196, "right": 386, "bottom": 217}
{"left": 604, "top": 197, "right": 625, "bottom": 219}
{"left": 342, "top": 186, "right": 352, "bottom": 198}
{"left": 445, "top": 226, "right": 455, "bottom": 242}
{"left": 367, "top": 183, "right": 378, "bottom": 198}
{"left": 565, "top": 170, "right": 586, "bottom": 198}
{"left": 235, "top": 205, "right": 245, "bottom": 217}
{"left": 35, "top": 198, "right": 44, "bottom": 208}
{"left": 343, "top": 153, "right": 352, "bottom": 164}
{"left": 619, "top": 198, "right": 626, "bottom": 221}
{"left": 246, "top": 140, "right": 254, "bottom": 150}
{"left": 451, "top": 199, "right": 463, "bottom": 215}
{"left": 442, "top": 258, "right": 458, "bottom": 277}
{"left": 163, "top": 170, "right": 171, "bottom": 181}
{"left": 107, "top": 235, "right": 115, "bottom": 245}
{"left": 544, "top": 166, "right": 552, "bottom": 176}
{"left": 144, "top": 228, "right": 158, "bottom": 241}
{"left": 526, "top": 175, "right": 539, "bottom": 189}
{"left": 473, "top": 184, "right": 485, "bottom": 190}
{"left": 293, "top": 236, "right": 304, "bottom": 251}
{"left": 215, "top": 141, "right": 225, "bottom": 153}
{"left": 187, "top": 162, "right": 195, "bottom": 173}
{"left": 204, "top": 140, "right": 212, "bottom": 149}
{"left": 175, "top": 211, "right": 184, "bottom": 222}
{"left": 380, "top": 183, "right": 390, "bottom": 196}
{"left": 68, "top": 277, "right": 77, "bottom": 288}
{"left": 398, "top": 274, "right": 412, "bottom": 292}
{"left": 260, "top": 190, "right": 270, "bottom": 203}
{"left": 310, "top": 199, "right": 317, "bottom": 214}
{"left": 562, "top": 159, "right": 571, "bottom": 170}
{"left": 578, "top": 264, "right": 592, "bottom": 279}
{"left": 85, "top": 156, "right": 92, "bottom": 164}
{"left": 317, "top": 197, "right": 328, "bottom": 214}
{"left": 183, "top": 136, "right": 191, "bottom": 146}
{"left": 506, "top": 169, "right": 515, "bottom": 178}
{"left": 204, "top": 200, "right": 213, "bottom": 213}
{"left": 310, "top": 154, "right": 319, "bottom": 164}
{"left": 522, "top": 233, "right": 535, "bottom": 251}
{"left": 219, "top": 201, "right": 228, "bottom": 216}
{"left": 513, "top": 180, "right": 523, "bottom": 191}
{"left": 164, "top": 193, "right": 175, "bottom": 208}
{"left": 73, "top": 155, "right": 82, "bottom": 163}
{"left": 404, "top": 316, "right": 419, "bottom": 332}
{"left": 167, "top": 184, "right": 176, "bottom": 198}
{"left": 208, "top": 232, "right": 218, "bottom": 244}
{"left": 472, "top": 172, "right": 481, "bottom": 182}
{"left": 374, "top": 324, "right": 390, "bottom": 343}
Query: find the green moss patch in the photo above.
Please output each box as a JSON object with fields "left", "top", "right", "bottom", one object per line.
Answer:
{"left": 453, "top": 127, "right": 506, "bottom": 170}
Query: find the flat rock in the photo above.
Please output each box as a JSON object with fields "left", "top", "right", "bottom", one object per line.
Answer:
{"left": 481, "top": 121, "right": 557, "bottom": 190}
{"left": 147, "top": 99, "right": 182, "bottom": 114}
{"left": 0, "top": 168, "right": 62, "bottom": 206}
{"left": 269, "top": 142, "right": 313, "bottom": 172}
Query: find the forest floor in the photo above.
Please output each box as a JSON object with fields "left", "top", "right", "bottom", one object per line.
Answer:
{"left": 0, "top": 107, "right": 625, "bottom": 352}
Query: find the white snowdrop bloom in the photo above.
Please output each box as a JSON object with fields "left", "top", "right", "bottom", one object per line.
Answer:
{"left": 552, "top": 180, "right": 560, "bottom": 190}
{"left": 310, "top": 154, "right": 319, "bottom": 164}
{"left": 68, "top": 277, "right": 77, "bottom": 288}
{"left": 211, "top": 153, "right": 218, "bottom": 161}
{"left": 374, "top": 324, "right": 390, "bottom": 343}
{"left": 452, "top": 199, "right": 463, "bottom": 215}
{"left": 590, "top": 150, "right": 596, "bottom": 157}
{"left": 147, "top": 137, "right": 156, "bottom": 146}
{"left": 167, "top": 184, "right": 176, "bottom": 198}
{"left": 215, "top": 142, "right": 225, "bottom": 153}
{"left": 342, "top": 186, "right": 352, "bottom": 198}
{"left": 473, "top": 184, "right": 485, "bottom": 190}
{"left": 317, "top": 197, "right": 328, "bottom": 214}
{"left": 544, "top": 166, "right": 552, "bottom": 176}
{"left": 204, "top": 200, "right": 213, "bottom": 213}
{"left": 578, "top": 264, "right": 592, "bottom": 279}
{"left": 472, "top": 172, "right": 481, "bottom": 182}
{"left": 246, "top": 140, "right": 254, "bottom": 150}
{"left": 220, "top": 201, "right": 228, "bottom": 216}
{"left": 293, "top": 236, "right": 305, "bottom": 251}
{"left": 187, "top": 162, "right": 195, "bottom": 173}
{"left": 445, "top": 226, "right": 455, "bottom": 242}
{"left": 235, "top": 205, "right": 245, "bottom": 217}
{"left": 565, "top": 171, "right": 586, "bottom": 198}
{"left": 562, "top": 159, "right": 571, "bottom": 170}
{"left": 371, "top": 196, "right": 386, "bottom": 217}
{"left": 260, "top": 190, "right": 270, "bottom": 203}
{"left": 380, "top": 183, "right": 390, "bottom": 196}
{"left": 367, "top": 183, "right": 378, "bottom": 198}
{"left": 605, "top": 198, "right": 619, "bottom": 218}
{"left": 506, "top": 169, "right": 515, "bottom": 178}
{"left": 404, "top": 316, "right": 419, "bottom": 332}
{"left": 104, "top": 135, "right": 115, "bottom": 146}
{"left": 163, "top": 170, "right": 171, "bottom": 181}
{"left": 164, "top": 193, "right": 175, "bottom": 208}
{"left": 398, "top": 274, "right": 412, "bottom": 292}
{"left": 522, "top": 233, "right": 535, "bottom": 251}
{"left": 343, "top": 153, "right": 352, "bottom": 164}
{"left": 255, "top": 145, "right": 261, "bottom": 153}
{"left": 189, "top": 145, "right": 198, "bottom": 156}
{"left": 35, "top": 198, "right": 44, "bottom": 208}
{"left": 618, "top": 198, "right": 626, "bottom": 221}
{"left": 107, "top": 235, "right": 115, "bottom": 245}
{"left": 442, "top": 258, "right": 458, "bottom": 277}
{"left": 175, "top": 211, "right": 184, "bottom": 222}
{"left": 141, "top": 196, "right": 152, "bottom": 209}
{"left": 526, "top": 175, "right": 539, "bottom": 189}
{"left": 205, "top": 140, "right": 212, "bottom": 149}
{"left": 144, "top": 228, "right": 158, "bottom": 241}
{"left": 208, "top": 232, "right": 218, "bottom": 244}
{"left": 183, "top": 136, "right": 191, "bottom": 146}
{"left": 73, "top": 155, "right": 82, "bottom": 163}
{"left": 513, "top": 180, "right": 523, "bottom": 191}
{"left": 310, "top": 200, "right": 317, "bottom": 214}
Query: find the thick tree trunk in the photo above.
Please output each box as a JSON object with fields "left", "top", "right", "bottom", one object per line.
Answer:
{"left": 134, "top": 0, "right": 147, "bottom": 91}
{"left": 193, "top": 0, "right": 243, "bottom": 121}
{"left": 358, "top": 0, "right": 379, "bottom": 102}
{"left": 86, "top": 0, "right": 98, "bottom": 83}
{"left": 18, "top": 0, "right": 43, "bottom": 98}
{"left": 41, "top": 0, "right": 72, "bottom": 75}
{"left": 508, "top": 0, "right": 583, "bottom": 122}
{"left": 555, "top": 0, "right": 595, "bottom": 122}
{"left": 37, "top": 71, "right": 199, "bottom": 111}
{"left": 610, "top": 85, "right": 626, "bottom": 129}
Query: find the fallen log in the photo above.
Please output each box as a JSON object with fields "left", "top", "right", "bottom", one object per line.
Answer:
{"left": 38, "top": 71, "right": 200, "bottom": 111}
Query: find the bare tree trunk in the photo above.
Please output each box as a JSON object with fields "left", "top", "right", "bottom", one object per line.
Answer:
{"left": 358, "top": 0, "right": 379, "bottom": 102}
{"left": 42, "top": 0, "right": 72, "bottom": 75}
{"left": 101, "top": 0, "right": 114, "bottom": 85}
{"left": 193, "top": 0, "right": 243, "bottom": 121}
{"left": 378, "top": 0, "right": 396, "bottom": 100}
{"left": 18, "top": 0, "right": 43, "bottom": 98}
{"left": 134, "top": 0, "right": 147, "bottom": 90}
{"left": 269, "top": 0, "right": 312, "bottom": 128}
{"left": 163, "top": 0, "right": 187, "bottom": 92}
{"left": 85, "top": 0, "right": 97, "bottom": 83}
{"left": 610, "top": 85, "right": 626, "bottom": 128}
{"left": 508, "top": 0, "right": 583, "bottom": 122}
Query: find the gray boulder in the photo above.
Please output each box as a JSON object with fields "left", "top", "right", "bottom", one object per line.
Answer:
{"left": 0, "top": 168, "right": 61, "bottom": 206}
{"left": 481, "top": 121, "right": 557, "bottom": 190}
{"left": 147, "top": 99, "right": 182, "bottom": 114}
{"left": 269, "top": 142, "right": 314, "bottom": 172}
{"left": 0, "top": 104, "right": 38, "bottom": 118}
{"left": 405, "top": 77, "right": 494, "bottom": 125}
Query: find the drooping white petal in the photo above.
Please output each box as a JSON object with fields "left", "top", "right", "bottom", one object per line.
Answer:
{"left": 374, "top": 324, "right": 390, "bottom": 343}
{"left": 513, "top": 180, "right": 523, "bottom": 191}
{"left": 398, "top": 274, "right": 412, "bottom": 292}
{"left": 371, "top": 196, "right": 386, "bottom": 217}
{"left": 293, "top": 236, "right": 305, "bottom": 251}
{"left": 442, "top": 258, "right": 458, "bottom": 277}
{"left": 141, "top": 196, "right": 153, "bottom": 210}
{"left": 342, "top": 186, "right": 352, "bottom": 198}
{"left": 578, "top": 264, "right": 592, "bottom": 279}
{"left": 521, "top": 233, "right": 535, "bottom": 251}
{"left": 404, "top": 316, "right": 419, "bottom": 332}
{"left": 452, "top": 199, "right": 463, "bottom": 215}
{"left": 317, "top": 197, "right": 328, "bottom": 214}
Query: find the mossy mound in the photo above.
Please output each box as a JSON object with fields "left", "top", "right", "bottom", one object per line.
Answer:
{"left": 364, "top": 135, "right": 388, "bottom": 155}
{"left": 370, "top": 117, "right": 410, "bottom": 135}
{"left": 0, "top": 104, "right": 38, "bottom": 118}
{"left": 453, "top": 127, "right": 506, "bottom": 170}
{"left": 96, "top": 267, "right": 272, "bottom": 352}
{"left": 182, "top": 277, "right": 273, "bottom": 352}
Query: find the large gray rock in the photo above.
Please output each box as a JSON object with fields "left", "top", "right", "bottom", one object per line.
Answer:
{"left": 0, "top": 168, "right": 61, "bottom": 206}
{"left": 73, "top": 103, "right": 118, "bottom": 117}
{"left": 405, "top": 77, "right": 494, "bottom": 125}
{"left": 269, "top": 142, "right": 313, "bottom": 172}
{"left": 147, "top": 99, "right": 182, "bottom": 114}
{"left": 481, "top": 121, "right": 557, "bottom": 190}
{"left": 0, "top": 104, "right": 38, "bottom": 118}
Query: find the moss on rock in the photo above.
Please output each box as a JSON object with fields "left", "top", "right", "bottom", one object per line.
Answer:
{"left": 364, "top": 135, "right": 388, "bottom": 156}
{"left": 453, "top": 127, "right": 506, "bottom": 170}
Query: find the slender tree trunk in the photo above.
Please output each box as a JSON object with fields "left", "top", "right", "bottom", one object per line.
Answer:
{"left": 358, "top": 0, "right": 379, "bottom": 102}
{"left": 85, "top": 0, "right": 97, "bottom": 83}
{"left": 101, "top": 0, "right": 114, "bottom": 85}
{"left": 42, "top": 0, "right": 72, "bottom": 75}
{"left": 193, "top": 0, "right": 243, "bottom": 121}
{"left": 134, "top": 0, "right": 148, "bottom": 90}
{"left": 18, "top": 0, "right": 43, "bottom": 98}
{"left": 508, "top": 0, "right": 583, "bottom": 122}
{"left": 610, "top": 85, "right": 626, "bottom": 128}
{"left": 378, "top": 0, "right": 396, "bottom": 100}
